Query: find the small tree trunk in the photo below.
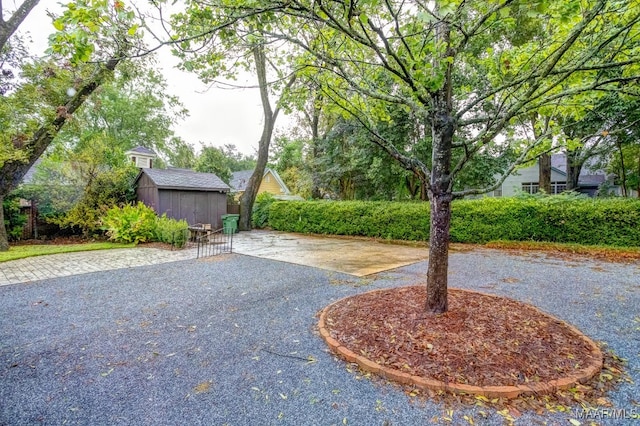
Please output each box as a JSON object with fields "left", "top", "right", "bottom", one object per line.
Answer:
{"left": 310, "top": 94, "right": 323, "bottom": 199}
{"left": 425, "top": 16, "right": 455, "bottom": 314}
{"left": 426, "top": 109, "right": 454, "bottom": 314}
{"left": 0, "top": 194, "right": 9, "bottom": 251}
{"left": 539, "top": 153, "right": 551, "bottom": 194}
{"left": 426, "top": 191, "right": 451, "bottom": 313}
{"left": 565, "top": 151, "right": 582, "bottom": 191}
{"left": 636, "top": 153, "right": 640, "bottom": 198}
{"left": 617, "top": 139, "right": 628, "bottom": 197}
{"left": 405, "top": 174, "right": 419, "bottom": 199}
{"left": 420, "top": 173, "right": 428, "bottom": 201}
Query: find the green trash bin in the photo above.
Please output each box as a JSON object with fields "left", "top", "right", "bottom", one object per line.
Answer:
{"left": 221, "top": 214, "right": 239, "bottom": 234}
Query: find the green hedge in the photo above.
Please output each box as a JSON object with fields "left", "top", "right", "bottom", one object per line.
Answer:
{"left": 268, "top": 201, "right": 430, "bottom": 240}
{"left": 266, "top": 197, "right": 640, "bottom": 247}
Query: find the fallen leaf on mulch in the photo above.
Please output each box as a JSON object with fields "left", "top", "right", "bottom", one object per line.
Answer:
{"left": 323, "top": 286, "right": 629, "bottom": 414}
{"left": 326, "top": 287, "right": 599, "bottom": 387}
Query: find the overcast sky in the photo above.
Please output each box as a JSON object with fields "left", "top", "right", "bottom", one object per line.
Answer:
{"left": 17, "top": 1, "right": 292, "bottom": 156}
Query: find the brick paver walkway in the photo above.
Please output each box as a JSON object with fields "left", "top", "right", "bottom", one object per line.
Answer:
{"left": 0, "top": 247, "right": 197, "bottom": 286}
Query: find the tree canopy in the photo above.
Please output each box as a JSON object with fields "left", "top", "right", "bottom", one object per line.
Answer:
{"left": 161, "top": 0, "right": 640, "bottom": 312}
{"left": 0, "top": 0, "right": 140, "bottom": 250}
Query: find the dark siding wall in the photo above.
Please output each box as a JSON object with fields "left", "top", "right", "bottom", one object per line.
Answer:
{"left": 136, "top": 174, "right": 159, "bottom": 210}
{"left": 157, "top": 189, "right": 227, "bottom": 228}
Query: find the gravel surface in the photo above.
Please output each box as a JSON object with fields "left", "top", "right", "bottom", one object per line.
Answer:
{"left": 1, "top": 250, "right": 639, "bottom": 425}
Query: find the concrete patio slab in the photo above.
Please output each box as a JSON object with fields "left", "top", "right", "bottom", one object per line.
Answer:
{"left": 232, "top": 230, "right": 429, "bottom": 276}
{"left": 0, "top": 231, "right": 428, "bottom": 285}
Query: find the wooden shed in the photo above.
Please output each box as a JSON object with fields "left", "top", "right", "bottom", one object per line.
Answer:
{"left": 135, "top": 168, "right": 230, "bottom": 229}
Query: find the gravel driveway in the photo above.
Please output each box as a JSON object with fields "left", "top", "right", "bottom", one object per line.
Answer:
{"left": 1, "top": 250, "right": 638, "bottom": 425}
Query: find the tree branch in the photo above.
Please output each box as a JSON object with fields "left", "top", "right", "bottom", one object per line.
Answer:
{"left": 0, "top": 0, "right": 40, "bottom": 52}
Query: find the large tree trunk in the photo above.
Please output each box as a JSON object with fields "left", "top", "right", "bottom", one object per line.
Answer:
{"left": 539, "top": 153, "right": 551, "bottom": 194}
{"left": 238, "top": 45, "right": 274, "bottom": 231}
{"left": 238, "top": 42, "right": 297, "bottom": 231}
{"left": 0, "top": 56, "right": 120, "bottom": 250}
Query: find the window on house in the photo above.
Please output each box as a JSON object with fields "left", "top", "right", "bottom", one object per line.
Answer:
{"left": 265, "top": 175, "right": 271, "bottom": 183}
{"left": 493, "top": 188, "right": 502, "bottom": 197}
{"left": 131, "top": 156, "right": 137, "bottom": 164}
{"left": 521, "top": 182, "right": 539, "bottom": 194}
{"left": 522, "top": 182, "right": 567, "bottom": 194}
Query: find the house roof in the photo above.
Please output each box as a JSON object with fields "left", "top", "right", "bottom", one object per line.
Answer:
{"left": 230, "top": 170, "right": 253, "bottom": 191}
{"left": 138, "top": 168, "right": 229, "bottom": 192}
{"left": 230, "top": 168, "right": 291, "bottom": 194}
{"left": 126, "top": 146, "right": 157, "bottom": 156}
{"left": 550, "top": 153, "right": 608, "bottom": 186}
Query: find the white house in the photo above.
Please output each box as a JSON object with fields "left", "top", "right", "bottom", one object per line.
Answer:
{"left": 489, "top": 154, "right": 636, "bottom": 197}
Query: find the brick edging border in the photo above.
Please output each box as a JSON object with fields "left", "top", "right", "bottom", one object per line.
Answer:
{"left": 318, "top": 287, "right": 604, "bottom": 399}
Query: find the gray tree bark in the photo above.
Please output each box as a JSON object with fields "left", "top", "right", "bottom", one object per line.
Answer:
{"left": 539, "top": 153, "right": 552, "bottom": 194}
{"left": 0, "top": 0, "right": 40, "bottom": 52}
{"left": 238, "top": 46, "right": 274, "bottom": 231}
{"left": 425, "top": 19, "right": 455, "bottom": 314}
{"left": 565, "top": 151, "right": 583, "bottom": 191}
{"left": 238, "top": 44, "right": 295, "bottom": 231}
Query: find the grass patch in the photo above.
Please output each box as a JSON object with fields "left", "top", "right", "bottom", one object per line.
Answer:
{"left": 484, "top": 240, "right": 640, "bottom": 262}
{"left": 0, "top": 242, "right": 136, "bottom": 263}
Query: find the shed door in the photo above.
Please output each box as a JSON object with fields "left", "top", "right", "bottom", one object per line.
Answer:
{"left": 179, "top": 192, "right": 197, "bottom": 225}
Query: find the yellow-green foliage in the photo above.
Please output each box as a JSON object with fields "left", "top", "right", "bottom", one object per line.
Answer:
{"left": 102, "top": 202, "right": 189, "bottom": 247}
{"left": 102, "top": 202, "right": 157, "bottom": 244}
{"left": 267, "top": 197, "right": 640, "bottom": 247}
{"left": 154, "top": 214, "right": 189, "bottom": 248}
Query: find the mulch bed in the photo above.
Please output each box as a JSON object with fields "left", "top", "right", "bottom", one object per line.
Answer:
{"left": 12, "top": 236, "right": 90, "bottom": 245}
{"left": 324, "top": 286, "right": 600, "bottom": 387}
